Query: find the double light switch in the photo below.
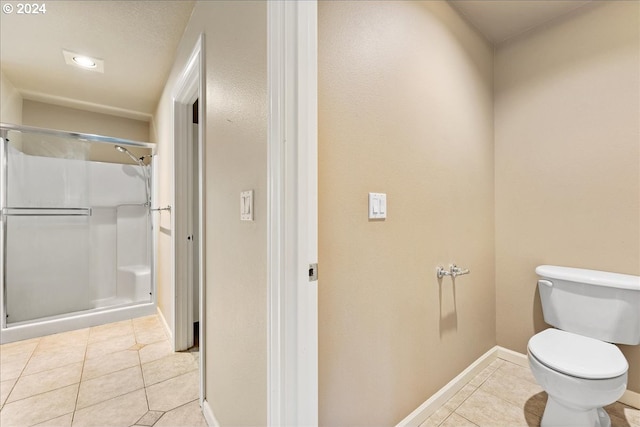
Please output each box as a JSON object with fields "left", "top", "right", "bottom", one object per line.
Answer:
{"left": 368, "top": 192, "right": 387, "bottom": 219}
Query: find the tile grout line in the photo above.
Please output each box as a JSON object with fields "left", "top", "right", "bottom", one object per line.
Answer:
{"left": 18, "top": 335, "right": 88, "bottom": 378}
{"left": 19, "top": 358, "right": 83, "bottom": 379}
{"left": 436, "top": 384, "right": 480, "bottom": 427}
{"left": 137, "top": 334, "right": 152, "bottom": 414}
{"left": 435, "top": 360, "right": 530, "bottom": 427}
{"left": 476, "top": 361, "right": 546, "bottom": 422}
{"left": 26, "top": 411, "right": 74, "bottom": 427}
{"left": 72, "top": 384, "right": 148, "bottom": 416}
{"left": 5, "top": 337, "right": 41, "bottom": 404}
{"left": 6, "top": 347, "right": 150, "bottom": 404}
{"left": 152, "top": 398, "right": 201, "bottom": 426}
{"left": 4, "top": 379, "right": 82, "bottom": 407}
{"left": 3, "top": 337, "right": 82, "bottom": 389}
{"left": 0, "top": 339, "right": 43, "bottom": 410}
{"left": 470, "top": 386, "right": 542, "bottom": 422}
{"left": 424, "top": 362, "right": 502, "bottom": 427}
{"left": 1, "top": 373, "right": 22, "bottom": 410}
{"left": 446, "top": 385, "right": 478, "bottom": 412}
{"left": 143, "top": 364, "right": 200, "bottom": 389}
{"left": 75, "top": 359, "right": 147, "bottom": 410}
{"left": 2, "top": 317, "right": 202, "bottom": 426}
{"left": 71, "top": 328, "right": 92, "bottom": 426}
{"left": 439, "top": 411, "right": 480, "bottom": 427}
{"left": 79, "top": 352, "right": 141, "bottom": 382}
{"left": 9, "top": 337, "right": 86, "bottom": 426}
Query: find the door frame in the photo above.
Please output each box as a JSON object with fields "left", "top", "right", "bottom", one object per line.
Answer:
{"left": 267, "top": 2, "right": 318, "bottom": 425}
{"left": 172, "top": 33, "right": 206, "bottom": 403}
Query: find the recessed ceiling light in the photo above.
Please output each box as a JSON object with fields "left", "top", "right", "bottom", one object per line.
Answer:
{"left": 72, "top": 56, "right": 97, "bottom": 68}
{"left": 62, "top": 49, "right": 104, "bottom": 73}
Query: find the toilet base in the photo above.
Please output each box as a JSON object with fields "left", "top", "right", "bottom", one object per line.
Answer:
{"left": 541, "top": 396, "right": 611, "bottom": 427}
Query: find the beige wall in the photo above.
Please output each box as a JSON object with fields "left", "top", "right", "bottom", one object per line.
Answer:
{"left": 20, "top": 100, "right": 151, "bottom": 163}
{"left": 152, "top": 1, "right": 267, "bottom": 425}
{"left": 495, "top": 0, "right": 640, "bottom": 393}
{"left": 318, "top": 1, "right": 495, "bottom": 425}
{"left": 0, "top": 71, "right": 22, "bottom": 125}
{"left": 23, "top": 100, "right": 149, "bottom": 142}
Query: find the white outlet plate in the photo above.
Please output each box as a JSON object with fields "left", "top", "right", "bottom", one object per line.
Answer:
{"left": 241, "top": 190, "right": 254, "bottom": 221}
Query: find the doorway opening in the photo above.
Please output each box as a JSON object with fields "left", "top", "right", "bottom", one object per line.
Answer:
{"left": 187, "top": 98, "right": 200, "bottom": 351}
{"left": 172, "top": 34, "right": 205, "bottom": 408}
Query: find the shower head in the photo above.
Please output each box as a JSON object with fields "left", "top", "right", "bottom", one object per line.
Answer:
{"left": 114, "top": 145, "right": 151, "bottom": 207}
{"left": 114, "top": 145, "right": 142, "bottom": 165}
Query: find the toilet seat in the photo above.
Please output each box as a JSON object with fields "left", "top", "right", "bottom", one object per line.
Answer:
{"left": 528, "top": 329, "right": 628, "bottom": 379}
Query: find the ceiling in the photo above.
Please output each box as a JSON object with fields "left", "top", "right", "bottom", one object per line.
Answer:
{"left": 449, "top": 0, "right": 594, "bottom": 44}
{"left": 1, "top": 1, "right": 595, "bottom": 123}
{"left": 0, "top": 1, "right": 195, "bottom": 122}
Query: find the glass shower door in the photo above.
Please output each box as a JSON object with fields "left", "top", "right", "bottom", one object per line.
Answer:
{"left": 5, "top": 213, "right": 93, "bottom": 323}
{"left": 3, "top": 130, "right": 93, "bottom": 324}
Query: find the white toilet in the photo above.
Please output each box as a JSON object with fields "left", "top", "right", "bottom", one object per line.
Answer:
{"left": 528, "top": 265, "right": 640, "bottom": 427}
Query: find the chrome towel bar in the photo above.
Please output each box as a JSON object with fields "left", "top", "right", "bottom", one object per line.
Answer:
{"left": 2, "top": 207, "right": 92, "bottom": 217}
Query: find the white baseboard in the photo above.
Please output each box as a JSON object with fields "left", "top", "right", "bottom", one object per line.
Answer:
{"left": 397, "top": 345, "right": 639, "bottom": 426}
{"left": 202, "top": 399, "right": 220, "bottom": 427}
{"left": 156, "top": 306, "right": 172, "bottom": 341}
{"left": 395, "top": 346, "right": 500, "bottom": 427}
{"left": 496, "top": 346, "right": 528, "bottom": 367}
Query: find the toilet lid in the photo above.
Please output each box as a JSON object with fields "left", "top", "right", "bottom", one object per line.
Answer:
{"left": 528, "top": 329, "right": 628, "bottom": 379}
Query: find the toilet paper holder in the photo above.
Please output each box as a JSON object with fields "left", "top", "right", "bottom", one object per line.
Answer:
{"left": 437, "top": 264, "right": 470, "bottom": 279}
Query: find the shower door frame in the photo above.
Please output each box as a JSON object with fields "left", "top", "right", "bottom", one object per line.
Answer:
{"left": 0, "top": 123, "right": 157, "bottom": 339}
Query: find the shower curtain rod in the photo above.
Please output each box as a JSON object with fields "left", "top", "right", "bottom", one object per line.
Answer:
{"left": 0, "top": 123, "right": 155, "bottom": 150}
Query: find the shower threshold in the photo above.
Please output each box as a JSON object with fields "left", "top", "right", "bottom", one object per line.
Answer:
{"left": 0, "top": 301, "right": 156, "bottom": 344}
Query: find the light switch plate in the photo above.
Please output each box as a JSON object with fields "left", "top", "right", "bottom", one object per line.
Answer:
{"left": 368, "top": 192, "right": 387, "bottom": 219}
{"left": 241, "top": 190, "right": 254, "bottom": 221}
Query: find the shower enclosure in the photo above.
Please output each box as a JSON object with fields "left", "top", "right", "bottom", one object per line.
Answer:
{"left": 0, "top": 123, "right": 157, "bottom": 344}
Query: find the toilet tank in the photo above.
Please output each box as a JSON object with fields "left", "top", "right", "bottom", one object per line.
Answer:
{"left": 536, "top": 265, "right": 640, "bottom": 345}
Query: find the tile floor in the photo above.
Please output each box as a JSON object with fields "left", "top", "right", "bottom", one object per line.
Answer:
{"left": 420, "top": 358, "right": 640, "bottom": 427}
{"left": 0, "top": 315, "right": 207, "bottom": 427}
{"left": 3, "top": 320, "right": 639, "bottom": 427}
